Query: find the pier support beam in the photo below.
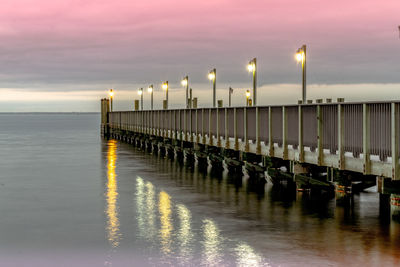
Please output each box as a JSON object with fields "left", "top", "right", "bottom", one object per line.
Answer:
{"left": 377, "top": 176, "right": 400, "bottom": 221}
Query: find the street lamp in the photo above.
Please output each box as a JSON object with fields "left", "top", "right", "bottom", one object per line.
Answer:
{"left": 295, "top": 45, "right": 307, "bottom": 103}
{"left": 162, "top": 81, "right": 169, "bottom": 109}
{"left": 138, "top": 88, "right": 143, "bottom": 110}
{"left": 208, "top": 68, "right": 216, "bottom": 107}
{"left": 245, "top": 90, "right": 251, "bottom": 106}
{"left": 147, "top": 85, "right": 153, "bottom": 110}
{"left": 247, "top": 58, "right": 257, "bottom": 106}
{"left": 229, "top": 87, "right": 233, "bottom": 107}
{"left": 109, "top": 89, "right": 114, "bottom": 111}
{"left": 181, "top": 76, "right": 189, "bottom": 108}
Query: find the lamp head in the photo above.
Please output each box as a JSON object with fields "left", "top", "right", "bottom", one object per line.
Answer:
{"left": 162, "top": 81, "right": 168, "bottom": 90}
{"left": 208, "top": 71, "right": 215, "bottom": 81}
{"left": 138, "top": 88, "right": 143, "bottom": 95}
{"left": 147, "top": 85, "right": 153, "bottom": 93}
{"left": 246, "top": 90, "right": 251, "bottom": 98}
{"left": 109, "top": 89, "right": 114, "bottom": 97}
{"left": 295, "top": 48, "right": 304, "bottom": 63}
{"left": 181, "top": 77, "right": 188, "bottom": 86}
{"left": 247, "top": 59, "right": 256, "bottom": 72}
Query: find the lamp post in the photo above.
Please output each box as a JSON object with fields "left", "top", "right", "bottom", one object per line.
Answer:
{"left": 246, "top": 90, "right": 251, "bottom": 106}
{"left": 147, "top": 85, "right": 153, "bottom": 110}
{"left": 229, "top": 87, "right": 233, "bottom": 107}
{"left": 295, "top": 45, "right": 307, "bottom": 103}
{"left": 181, "top": 76, "right": 189, "bottom": 108}
{"left": 247, "top": 58, "right": 257, "bottom": 106}
{"left": 162, "top": 81, "right": 169, "bottom": 109}
{"left": 109, "top": 89, "right": 114, "bottom": 111}
{"left": 208, "top": 68, "right": 216, "bottom": 107}
{"left": 138, "top": 88, "right": 143, "bottom": 110}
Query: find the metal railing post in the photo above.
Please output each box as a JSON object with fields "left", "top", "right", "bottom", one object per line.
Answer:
{"left": 183, "top": 109, "right": 187, "bottom": 141}
{"left": 298, "top": 105, "right": 304, "bottom": 162}
{"left": 174, "top": 110, "right": 177, "bottom": 140}
{"left": 317, "top": 105, "right": 323, "bottom": 165}
{"left": 392, "top": 103, "right": 399, "bottom": 179}
{"left": 169, "top": 110, "right": 172, "bottom": 138}
{"left": 256, "top": 107, "right": 261, "bottom": 154}
{"left": 202, "top": 109, "right": 205, "bottom": 144}
{"left": 282, "top": 106, "right": 288, "bottom": 160}
{"left": 244, "top": 107, "right": 248, "bottom": 152}
{"left": 363, "top": 103, "right": 371, "bottom": 174}
{"left": 196, "top": 109, "right": 199, "bottom": 143}
{"left": 234, "top": 108, "right": 238, "bottom": 150}
{"left": 179, "top": 110, "right": 182, "bottom": 141}
{"left": 338, "top": 104, "right": 345, "bottom": 170}
{"left": 217, "top": 108, "right": 220, "bottom": 147}
{"left": 225, "top": 108, "right": 229, "bottom": 148}
{"left": 268, "top": 106, "right": 274, "bottom": 157}
{"left": 190, "top": 109, "right": 193, "bottom": 142}
{"left": 209, "top": 108, "right": 212, "bottom": 146}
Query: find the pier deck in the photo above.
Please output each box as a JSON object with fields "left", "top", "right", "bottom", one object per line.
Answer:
{"left": 101, "top": 99, "right": 400, "bottom": 181}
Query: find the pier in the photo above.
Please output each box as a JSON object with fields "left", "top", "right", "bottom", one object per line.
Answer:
{"left": 100, "top": 98, "right": 400, "bottom": 220}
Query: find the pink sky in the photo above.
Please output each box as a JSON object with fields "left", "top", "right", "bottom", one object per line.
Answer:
{"left": 0, "top": 0, "right": 399, "bottom": 111}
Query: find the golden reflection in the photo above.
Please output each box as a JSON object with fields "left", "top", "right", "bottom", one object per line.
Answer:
{"left": 136, "top": 178, "right": 157, "bottom": 243}
{"left": 145, "top": 182, "right": 156, "bottom": 241}
{"left": 136, "top": 177, "right": 145, "bottom": 238}
{"left": 235, "top": 242, "right": 265, "bottom": 267}
{"left": 177, "top": 204, "right": 193, "bottom": 264}
{"left": 106, "top": 139, "right": 120, "bottom": 248}
{"left": 159, "top": 191, "right": 173, "bottom": 256}
{"left": 202, "top": 219, "right": 223, "bottom": 266}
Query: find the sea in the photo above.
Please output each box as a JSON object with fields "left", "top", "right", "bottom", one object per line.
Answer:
{"left": 0, "top": 113, "right": 399, "bottom": 266}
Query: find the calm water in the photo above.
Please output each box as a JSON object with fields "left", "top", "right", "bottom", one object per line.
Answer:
{"left": 1, "top": 113, "right": 400, "bottom": 267}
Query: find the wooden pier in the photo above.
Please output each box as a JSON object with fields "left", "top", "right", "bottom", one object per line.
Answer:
{"left": 100, "top": 98, "right": 400, "bottom": 220}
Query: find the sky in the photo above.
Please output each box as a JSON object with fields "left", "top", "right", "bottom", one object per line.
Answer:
{"left": 0, "top": 0, "right": 399, "bottom": 112}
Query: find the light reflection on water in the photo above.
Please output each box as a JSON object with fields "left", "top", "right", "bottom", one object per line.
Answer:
{"left": 105, "top": 140, "right": 120, "bottom": 248}
{"left": 145, "top": 182, "right": 156, "bottom": 242}
{"left": 177, "top": 204, "right": 193, "bottom": 265}
{"left": 133, "top": 175, "right": 269, "bottom": 266}
{"left": 104, "top": 140, "right": 400, "bottom": 266}
{"left": 235, "top": 242, "right": 268, "bottom": 267}
{"left": 159, "top": 191, "right": 173, "bottom": 259}
{"left": 136, "top": 177, "right": 145, "bottom": 239}
{"left": 202, "top": 219, "right": 223, "bottom": 266}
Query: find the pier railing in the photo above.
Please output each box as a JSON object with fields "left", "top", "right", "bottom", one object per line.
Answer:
{"left": 101, "top": 100, "right": 400, "bottom": 180}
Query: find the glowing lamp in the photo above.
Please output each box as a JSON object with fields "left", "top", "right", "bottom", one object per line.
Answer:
{"left": 181, "top": 78, "right": 188, "bottom": 86}
{"left": 295, "top": 53, "right": 303, "bottom": 63}
{"left": 295, "top": 48, "right": 304, "bottom": 63}
{"left": 247, "top": 63, "right": 255, "bottom": 72}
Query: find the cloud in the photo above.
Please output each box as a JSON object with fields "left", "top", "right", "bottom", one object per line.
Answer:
{"left": 0, "top": 0, "right": 399, "bottom": 111}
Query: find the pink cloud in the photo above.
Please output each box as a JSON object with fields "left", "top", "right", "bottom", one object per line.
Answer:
{"left": 0, "top": 0, "right": 398, "bottom": 90}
